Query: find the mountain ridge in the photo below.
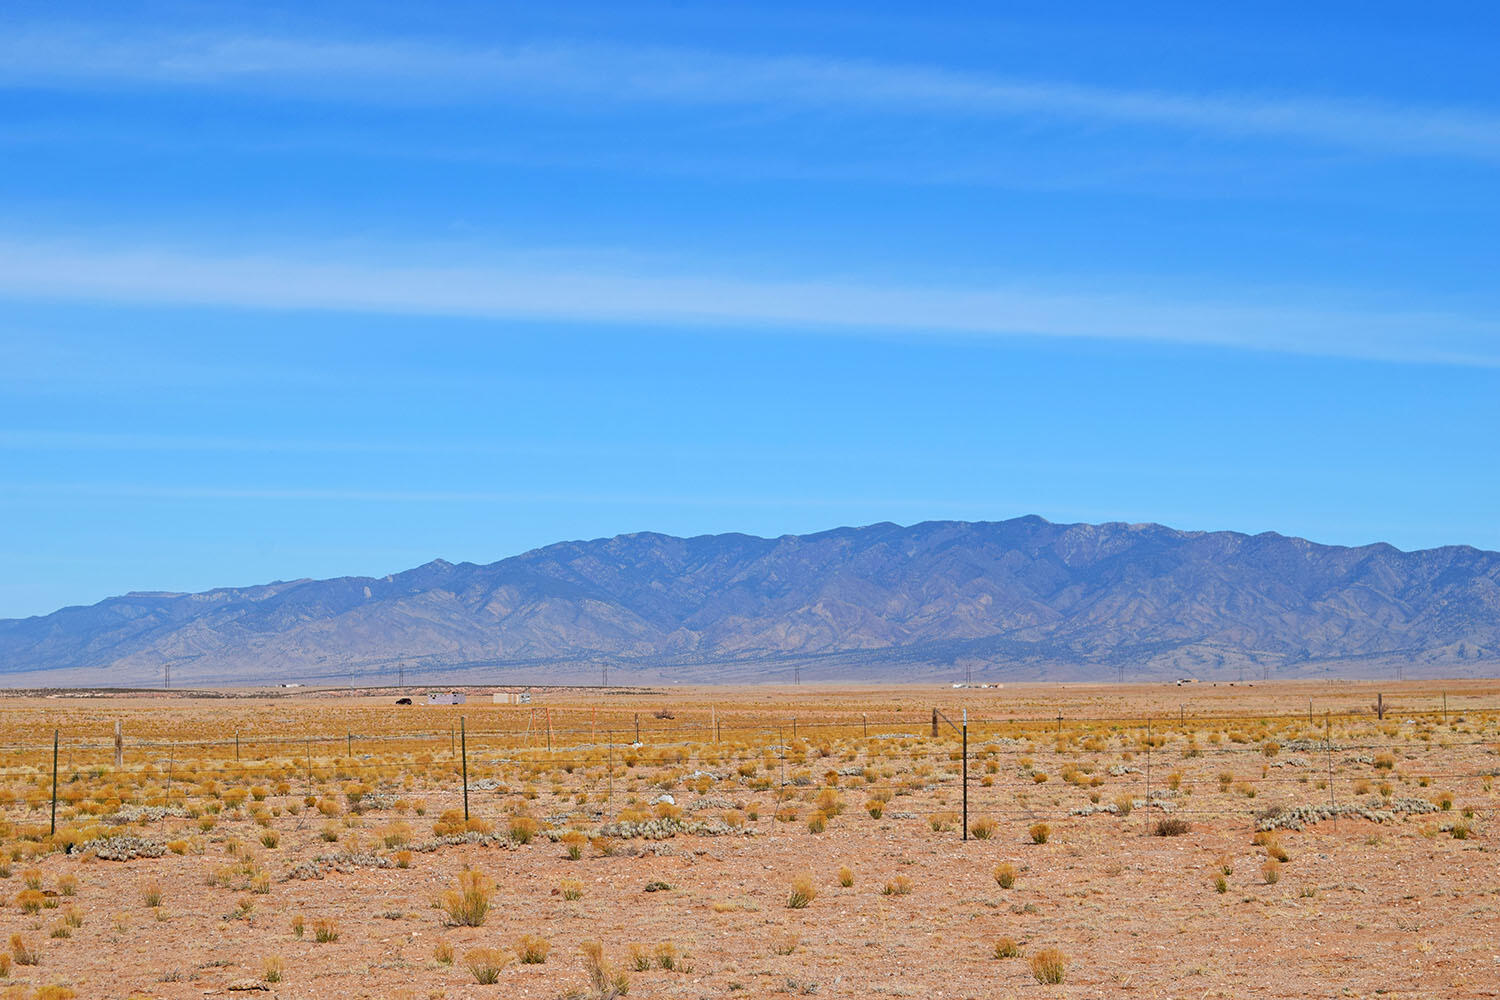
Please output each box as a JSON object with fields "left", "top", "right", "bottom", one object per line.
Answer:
{"left": 3, "top": 516, "right": 1498, "bottom": 686}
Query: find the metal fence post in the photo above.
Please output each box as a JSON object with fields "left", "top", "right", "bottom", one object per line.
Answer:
{"left": 461, "top": 716, "right": 469, "bottom": 823}
{"left": 961, "top": 709, "right": 968, "bottom": 842}
{"left": 50, "top": 730, "right": 59, "bottom": 836}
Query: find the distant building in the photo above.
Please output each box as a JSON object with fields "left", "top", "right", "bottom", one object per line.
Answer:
{"left": 493, "top": 690, "right": 532, "bottom": 705}
{"left": 425, "top": 691, "right": 466, "bottom": 705}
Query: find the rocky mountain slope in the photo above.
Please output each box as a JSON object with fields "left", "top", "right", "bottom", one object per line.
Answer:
{"left": 2, "top": 517, "right": 1497, "bottom": 685}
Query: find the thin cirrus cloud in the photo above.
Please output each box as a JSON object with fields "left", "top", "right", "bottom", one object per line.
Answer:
{"left": 0, "top": 237, "right": 1497, "bottom": 367}
{"left": 3, "top": 27, "right": 1500, "bottom": 161}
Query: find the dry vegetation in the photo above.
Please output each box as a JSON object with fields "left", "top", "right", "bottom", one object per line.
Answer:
{"left": 0, "top": 679, "right": 1494, "bottom": 998}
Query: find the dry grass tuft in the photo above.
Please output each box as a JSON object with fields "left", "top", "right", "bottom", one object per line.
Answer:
{"left": 786, "top": 873, "right": 818, "bottom": 909}
{"left": 464, "top": 946, "right": 512, "bottom": 984}
{"left": 515, "top": 934, "right": 550, "bottom": 964}
{"left": 1028, "top": 947, "right": 1066, "bottom": 984}
{"left": 441, "top": 870, "right": 493, "bottom": 927}
{"left": 580, "top": 940, "right": 630, "bottom": 1000}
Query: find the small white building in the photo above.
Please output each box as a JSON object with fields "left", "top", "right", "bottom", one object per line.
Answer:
{"left": 492, "top": 690, "right": 532, "bottom": 705}
{"left": 425, "top": 691, "right": 466, "bottom": 705}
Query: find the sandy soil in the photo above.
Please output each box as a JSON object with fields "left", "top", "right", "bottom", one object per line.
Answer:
{"left": 0, "top": 680, "right": 1496, "bottom": 999}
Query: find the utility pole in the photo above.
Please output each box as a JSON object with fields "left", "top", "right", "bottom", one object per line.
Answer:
{"left": 163, "top": 661, "right": 171, "bottom": 691}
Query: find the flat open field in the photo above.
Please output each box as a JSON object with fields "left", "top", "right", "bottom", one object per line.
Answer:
{"left": 0, "top": 680, "right": 1496, "bottom": 999}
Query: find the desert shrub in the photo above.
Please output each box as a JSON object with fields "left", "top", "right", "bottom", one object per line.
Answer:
{"left": 1029, "top": 822, "right": 1050, "bottom": 844}
{"left": 394, "top": 849, "right": 412, "bottom": 869}
{"left": 433, "top": 940, "right": 455, "bottom": 965}
{"left": 970, "top": 817, "right": 996, "bottom": 840}
{"left": 1028, "top": 947, "right": 1066, "bottom": 984}
{"left": 1261, "top": 859, "right": 1281, "bottom": 884}
{"left": 262, "top": 956, "right": 283, "bottom": 983}
{"left": 57, "top": 875, "right": 77, "bottom": 897}
{"left": 1153, "top": 818, "right": 1191, "bottom": 837}
{"left": 994, "top": 862, "right": 1016, "bottom": 889}
{"left": 787, "top": 874, "right": 817, "bottom": 909}
{"left": 770, "top": 931, "right": 799, "bottom": 955}
{"left": 16, "top": 890, "right": 44, "bottom": 914}
{"left": 1214, "top": 875, "right": 1228, "bottom": 893}
{"left": 807, "top": 812, "right": 827, "bottom": 834}
{"left": 866, "top": 800, "right": 884, "bottom": 819}
{"left": 628, "top": 943, "right": 652, "bottom": 971}
{"left": 994, "top": 937, "right": 1021, "bottom": 959}
{"left": 508, "top": 815, "right": 539, "bottom": 845}
{"left": 837, "top": 864, "right": 854, "bottom": 888}
{"left": 465, "top": 946, "right": 511, "bottom": 984}
{"left": 559, "top": 878, "right": 584, "bottom": 901}
{"left": 312, "top": 917, "right": 339, "bottom": 943}
{"left": 441, "top": 870, "right": 493, "bottom": 926}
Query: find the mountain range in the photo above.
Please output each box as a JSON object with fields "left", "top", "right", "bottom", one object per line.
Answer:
{"left": 2, "top": 517, "right": 1498, "bottom": 686}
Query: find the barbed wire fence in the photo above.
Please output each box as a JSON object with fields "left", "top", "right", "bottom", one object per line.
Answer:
{"left": 4, "top": 696, "right": 1495, "bottom": 842}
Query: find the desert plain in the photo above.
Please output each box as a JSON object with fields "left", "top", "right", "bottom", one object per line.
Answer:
{"left": 0, "top": 679, "right": 1495, "bottom": 1000}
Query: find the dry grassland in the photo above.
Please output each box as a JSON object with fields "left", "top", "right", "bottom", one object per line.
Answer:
{"left": 0, "top": 679, "right": 1495, "bottom": 999}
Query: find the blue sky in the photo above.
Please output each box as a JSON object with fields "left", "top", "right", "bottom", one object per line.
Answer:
{"left": 2, "top": 1, "right": 1498, "bottom": 618}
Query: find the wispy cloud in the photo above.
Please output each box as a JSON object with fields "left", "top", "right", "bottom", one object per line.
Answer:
{"left": 0, "top": 481, "right": 978, "bottom": 509}
{"left": 3, "top": 27, "right": 1500, "bottom": 161}
{"left": 0, "top": 236, "right": 1496, "bottom": 366}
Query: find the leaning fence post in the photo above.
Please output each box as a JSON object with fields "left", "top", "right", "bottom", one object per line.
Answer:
{"left": 931, "top": 708, "right": 939, "bottom": 738}
{"left": 50, "top": 730, "right": 59, "bottom": 836}
{"left": 460, "top": 716, "right": 469, "bottom": 822}
{"left": 114, "top": 721, "right": 123, "bottom": 769}
{"left": 234, "top": 730, "right": 240, "bottom": 762}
